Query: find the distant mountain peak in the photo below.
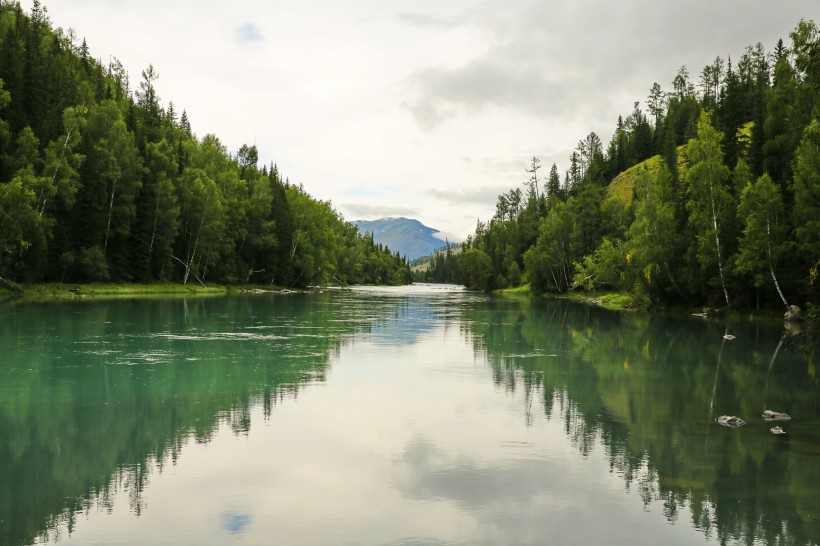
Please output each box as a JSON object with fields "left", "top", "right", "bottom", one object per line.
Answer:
{"left": 352, "top": 217, "right": 458, "bottom": 260}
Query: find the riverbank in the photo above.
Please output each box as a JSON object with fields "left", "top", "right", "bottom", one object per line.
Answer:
{"left": 0, "top": 282, "right": 305, "bottom": 302}
{"left": 493, "top": 284, "right": 814, "bottom": 330}
{"left": 494, "top": 284, "right": 647, "bottom": 312}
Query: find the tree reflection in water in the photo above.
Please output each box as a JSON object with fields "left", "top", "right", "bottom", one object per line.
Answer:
{"left": 464, "top": 297, "right": 819, "bottom": 546}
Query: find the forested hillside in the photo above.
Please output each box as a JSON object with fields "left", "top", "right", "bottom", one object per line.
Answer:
{"left": 0, "top": 1, "right": 411, "bottom": 287}
{"left": 426, "top": 19, "right": 819, "bottom": 311}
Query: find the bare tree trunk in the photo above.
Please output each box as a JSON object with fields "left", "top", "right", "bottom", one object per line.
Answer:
{"left": 765, "top": 218, "right": 789, "bottom": 309}
{"left": 707, "top": 167, "right": 730, "bottom": 308}
{"left": 171, "top": 255, "right": 206, "bottom": 287}
{"left": 246, "top": 267, "right": 265, "bottom": 283}
{"left": 664, "top": 261, "right": 691, "bottom": 305}
{"left": 183, "top": 194, "right": 211, "bottom": 285}
{"left": 148, "top": 198, "right": 159, "bottom": 256}
{"left": 103, "top": 183, "right": 117, "bottom": 254}
{"left": 39, "top": 117, "right": 79, "bottom": 216}
{"left": 548, "top": 263, "right": 560, "bottom": 293}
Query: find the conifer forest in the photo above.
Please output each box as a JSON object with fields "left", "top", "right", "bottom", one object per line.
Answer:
{"left": 0, "top": 1, "right": 411, "bottom": 288}
{"left": 424, "top": 19, "right": 819, "bottom": 312}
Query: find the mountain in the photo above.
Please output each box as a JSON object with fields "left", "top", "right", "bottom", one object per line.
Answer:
{"left": 352, "top": 218, "right": 457, "bottom": 260}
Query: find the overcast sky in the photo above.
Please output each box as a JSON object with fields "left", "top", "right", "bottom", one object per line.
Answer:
{"left": 20, "top": 0, "right": 819, "bottom": 239}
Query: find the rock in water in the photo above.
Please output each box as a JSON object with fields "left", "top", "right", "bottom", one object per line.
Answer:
{"left": 784, "top": 320, "right": 803, "bottom": 336}
{"left": 715, "top": 415, "right": 746, "bottom": 428}
{"left": 770, "top": 426, "right": 786, "bottom": 435}
{"left": 723, "top": 334, "right": 736, "bottom": 340}
{"left": 784, "top": 305, "right": 802, "bottom": 321}
{"left": 762, "top": 410, "right": 791, "bottom": 421}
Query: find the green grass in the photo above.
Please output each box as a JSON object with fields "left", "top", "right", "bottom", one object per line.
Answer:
{"left": 607, "top": 146, "right": 688, "bottom": 204}
{"left": 0, "top": 282, "right": 320, "bottom": 302}
{"left": 562, "top": 290, "right": 647, "bottom": 311}
{"left": 3, "top": 282, "right": 230, "bottom": 302}
{"left": 495, "top": 283, "right": 647, "bottom": 311}
{"left": 608, "top": 155, "right": 663, "bottom": 203}
{"left": 495, "top": 284, "right": 532, "bottom": 296}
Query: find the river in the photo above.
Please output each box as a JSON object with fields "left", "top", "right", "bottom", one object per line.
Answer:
{"left": 1, "top": 284, "right": 817, "bottom": 545}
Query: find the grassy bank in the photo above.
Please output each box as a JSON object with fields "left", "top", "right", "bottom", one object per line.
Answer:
{"left": 0, "top": 283, "right": 309, "bottom": 302}
{"left": 561, "top": 290, "right": 647, "bottom": 311}
{"left": 494, "top": 284, "right": 646, "bottom": 311}
{"left": 494, "top": 284, "right": 533, "bottom": 296}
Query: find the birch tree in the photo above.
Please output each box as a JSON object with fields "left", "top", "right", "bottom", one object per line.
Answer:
{"left": 627, "top": 163, "right": 686, "bottom": 300}
{"left": 686, "top": 111, "right": 732, "bottom": 307}
{"left": 736, "top": 173, "right": 789, "bottom": 308}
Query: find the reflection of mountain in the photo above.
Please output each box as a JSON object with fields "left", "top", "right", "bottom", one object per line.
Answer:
{"left": 0, "top": 295, "right": 381, "bottom": 546}
{"left": 462, "top": 298, "right": 820, "bottom": 545}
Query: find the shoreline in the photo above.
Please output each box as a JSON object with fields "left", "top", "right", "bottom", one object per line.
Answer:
{"left": 0, "top": 282, "right": 308, "bottom": 302}
{"left": 0, "top": 282, "right": 805, "bottom": 323}
{"left": 493, "top": 283, "right": 796, "bottom": 323}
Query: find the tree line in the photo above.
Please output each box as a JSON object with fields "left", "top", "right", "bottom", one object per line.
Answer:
{"left": 0, "top": 1, "right": 411, "bottom": 287}
{"left": 423, "top": 19, "right": 819, "bottom": 312}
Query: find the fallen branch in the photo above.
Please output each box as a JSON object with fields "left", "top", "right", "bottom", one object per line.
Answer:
{"left": 170, "top": 255, "right": 207, "bottom": 288}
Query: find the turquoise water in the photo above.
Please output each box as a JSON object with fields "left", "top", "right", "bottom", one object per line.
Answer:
{"left": 1, "top": 285, "right": 817, "bottom": 545}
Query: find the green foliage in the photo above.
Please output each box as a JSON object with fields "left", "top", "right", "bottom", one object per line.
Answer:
{"left": 523, "top": 202, "right": 574, "bottom": 293}
{"left": 433, "top": 19, "right": 817, "bottom": 310}
{"left": 792, "top": 119, "right": 820, "bottom": 283}
{"left": 626, "top": 163, "right": 682, "bottom": 299}
{"left": 461, "top": 248, "right": 493, "bottom": 291}
{"left": 685, "top": 111, "right": 733, "bottom": 306}
{"left": 572, "top": 237, "right": 628, "bottom": 291}
{"left": 736, "top": 173, "right": 789, "bottom": 305}
{"left": 0, "top": 174, "right": 47, "bottom": 280}
{"left": 0, "top": 4, "right": 409, "bottom": 287}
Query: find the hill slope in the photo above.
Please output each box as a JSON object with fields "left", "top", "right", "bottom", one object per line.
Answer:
{"left": 352, "top": 218, "right": 456, "bottom": 260}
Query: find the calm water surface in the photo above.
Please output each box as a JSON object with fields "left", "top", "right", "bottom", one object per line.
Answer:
{"left": 1, "top": 285, "right": 818, "bottom": 545}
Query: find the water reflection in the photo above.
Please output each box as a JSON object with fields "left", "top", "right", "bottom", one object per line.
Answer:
{"left": 0, "top": 293, "right": 392, "bottom": 546}
{"left": 465, "top": 297, "right": 820, "bottom": 545}
{"left": 0, "top": 288, "right": 817, "bottom": 545}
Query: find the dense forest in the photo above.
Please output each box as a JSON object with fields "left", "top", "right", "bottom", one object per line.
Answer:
{"left": 424, "top": 19, "right": 819, "bottom": 312}
{"left": 0, "top": 1, "right": 411, "bottom": 287}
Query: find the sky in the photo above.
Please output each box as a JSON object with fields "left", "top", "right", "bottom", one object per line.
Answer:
{"left": 19, "top": 0, "right": 819, "bottom": 240}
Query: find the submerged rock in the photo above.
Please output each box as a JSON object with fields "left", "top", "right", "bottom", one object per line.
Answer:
{"left": 784, "top": 305, "right": 802, "bottom": 321}
{"left": 770, "top": 426, "right": 787, "bottom": 435}
{"left": 723, "top": 334, "right": 736, "bottom": 340}
{"left": 784, "top": 320, "right": 803, "bottom": 336}
{"left": 762, "top": 410, "right": 791, "bottom": 421}
{"left": 715, "top": 415, "right": 746, "bottom": 428}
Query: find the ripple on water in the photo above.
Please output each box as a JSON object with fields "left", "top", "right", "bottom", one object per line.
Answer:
{"left": 153, "top": 332, "right": 290, "bottom": 341}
